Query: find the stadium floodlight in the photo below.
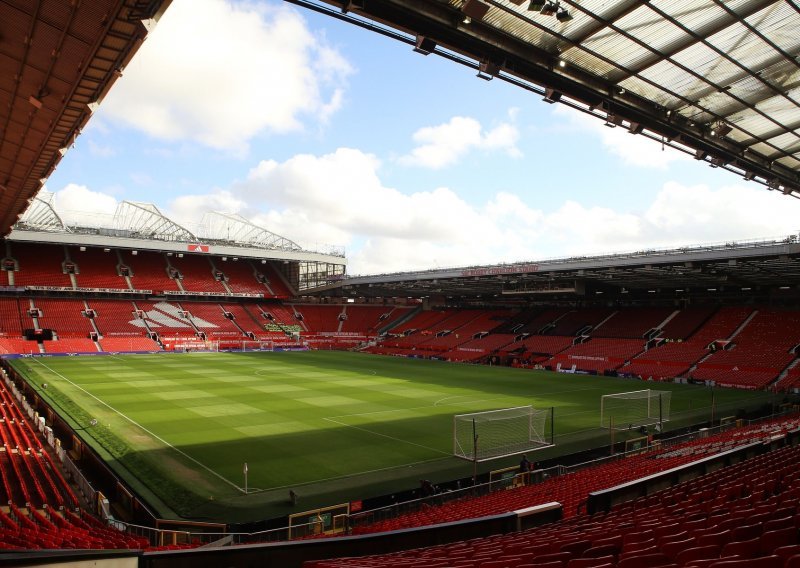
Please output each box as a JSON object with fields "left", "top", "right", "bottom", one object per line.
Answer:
{"left": 528, "top": 0, "right": 545, "bottom": 11}
{"left": 710, "top": 157, "right": 728, "bottom": 168}
{"left": 477, "top": 60, "right": 500, "bottom": 80}
{"left": 454, "top": 406, "right": 553, "bottom": 462}
{"left": 600, "top": 390, "right": 671, "bottom": 430}
{"left": 543, "top": 87, "right": 562, "bottom": 103}
{"left": 413, "top": 35, "right": 436, "bottom": 55}
{"left": 540, "top": 1, "right": 559, "bottom": 16}
{"left": 461, "top": 0, "right": 490, "bottom": 22}
{"left": 604, "top": 113, "right": 622, "bottom": 128}
{"left": 556, "top": 7, "right": 573, "bottom": 21}
{"left": 712, "top": 122, "right": 732, "bottom": 137}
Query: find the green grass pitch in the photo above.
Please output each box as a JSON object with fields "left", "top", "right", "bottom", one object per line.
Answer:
{"left": 10, "top": 351, "right": 775, "bottom": 522}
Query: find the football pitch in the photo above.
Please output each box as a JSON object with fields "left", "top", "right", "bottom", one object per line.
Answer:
{"left": 10, "top": 351, "right": 776, "bottom": 522}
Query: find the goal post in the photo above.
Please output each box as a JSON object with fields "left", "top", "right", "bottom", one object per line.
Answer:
{"left": 453, "top": 406, "right": 553, "bottom": 462}
{"left": 600, "top": 389, "right": 671, "bottom": 430}
{"left": 238, "top": 340, "right": 274, "bottom": 352}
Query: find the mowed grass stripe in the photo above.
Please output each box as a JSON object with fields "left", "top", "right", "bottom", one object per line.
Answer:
{"left": 10, "top": 351, "right": 774, "bottom": 519}
{"left": 22, "top": 353, "right": 457, "bottom": 491}
{"left": 27, "top": 357, "right": 245, "bottom": 493}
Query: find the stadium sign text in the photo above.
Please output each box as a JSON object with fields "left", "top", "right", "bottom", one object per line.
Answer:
{"left": 461, "top": 264, "right": 539, "bottom": 277}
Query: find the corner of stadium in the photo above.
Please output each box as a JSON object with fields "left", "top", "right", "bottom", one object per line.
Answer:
{"left": 1, "top": 1, "right": 800, "bottom": 567}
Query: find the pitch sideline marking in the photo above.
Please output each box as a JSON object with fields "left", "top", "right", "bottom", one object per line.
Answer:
{"left": 31, "top": 358, "right": 245, "bottom": 493}
{"left": 323, "top": 416, "right": 450, "bottom": 456}
{"left": 240, "top": 456, "right": 449, "bottom": 495}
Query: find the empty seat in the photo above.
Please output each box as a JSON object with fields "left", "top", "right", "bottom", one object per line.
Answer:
{"left": 720, "top": 537, "right": 761, "bottom": 559}
{"left": 675, "top": 544, "right": 721, "bottom": 566}
{"left": 582, "top": 544, "right": 620, "bottom": 558}
{"left": 760, "top": 527, "right": 798, "bottom": 555}
{"left": 560, "top": 541, "right": 592, "bottom": 556}
{"left": 660, "top": 537, "right": 696, "bottom": 559}
{"left": 565, "top": 557, "right": 614, "bottom": 568}
{"left": 617, "top": 552, "right": 676, "bottom": 568}
{"left": 707, "top": 556, "right": 782, "bottom": 568}
{"left": 730, "top": 523, "right": 762, "bottom": 542}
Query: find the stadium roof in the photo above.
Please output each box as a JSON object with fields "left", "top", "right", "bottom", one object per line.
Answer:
{"left": 0, "top": 0, "right": 173, "bottom": 237}
{"left": 293, "top": 0, "right": 800, "bottom": 196}
{"left": 10, "top": 190, "right": 346, "bottom": 265}
{"left": 2, "top": 0, "right": 797, "bottom": 259}
{"left": 338, "top": 233, "right": 800, "bottom": 301}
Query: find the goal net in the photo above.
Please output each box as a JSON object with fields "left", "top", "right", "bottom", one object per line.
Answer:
{"left": 453, "top": 406, "right": 551, "bottom": 462}
{"left": 600, "top": 389, "right": 671, "bottom": 430}
{"left": 238, "top": 340, "right": 275, "bottom": 352}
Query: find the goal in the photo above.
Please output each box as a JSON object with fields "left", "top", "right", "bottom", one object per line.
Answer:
{"left": 453, "top": 406, "right": 552, "bottom": 462}
{"left": 600, "top": 389, "right": 671, "bottom": 430}
{"left": 238, "top": 340, "right": 275, "bottom": 352}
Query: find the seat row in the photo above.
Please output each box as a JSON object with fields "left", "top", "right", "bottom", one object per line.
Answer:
{"left": 349, "top": 416, "right": 800, "bottom": 536}
{"left": 307, "top": 443, "right": 800, "bottom": 567}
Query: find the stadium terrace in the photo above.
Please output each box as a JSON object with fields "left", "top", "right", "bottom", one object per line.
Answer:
{"left": 2, "top": 0, "right": 800, "bottom": 567}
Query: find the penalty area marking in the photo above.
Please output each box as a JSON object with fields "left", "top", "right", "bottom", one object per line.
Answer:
{"left": 434, "top": 394, "right": 482, "bottom": 407}
{"left": 323, "top": 416, "right": 450, "bottom": 456}
{"left": 30, "top": 358, "right": 244, "bottom": 494}
{"left": 434, "top": 385, "right": 603, "bottom": 408}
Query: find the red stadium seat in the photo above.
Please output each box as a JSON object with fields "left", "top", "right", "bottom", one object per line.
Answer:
{"left": 582, "top": 544, "right": 620, "bottom": 558}
{"left": 565, "top": 557, "right": 615, "bottom": 568}
{"left": 617, "top": 552, "right": 676, "bottom": 568}
{"left": 759, "top": 526, "right": 798, "bottom": 554}
{"left": 675, "top": 544, "right": 721, "bottom": 566}
{"left": 720, "top": 537, "right": 762, "bottom": 559}
{"left": 707, "top": 556, "right": 782, "bottom": 568}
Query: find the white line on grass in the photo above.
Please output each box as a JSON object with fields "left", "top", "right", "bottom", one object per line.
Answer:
{"left": 331, "top": 385, "right": 603, "bottom": 421}
{"left": 240, "top": 457, "right": 450, "bottom": 495}
{"left": 31, "top": 358, "right": 245, "bottom": 493}
{"left": 323, "top": 416, "right": 451, "bottom": 456}
{"left": 330, "top": 394, "right": 520, "bottom": 420}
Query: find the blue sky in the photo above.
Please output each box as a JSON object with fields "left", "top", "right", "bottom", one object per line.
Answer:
{"left": 43, "top": 0, "right": 800, "bottom": 275}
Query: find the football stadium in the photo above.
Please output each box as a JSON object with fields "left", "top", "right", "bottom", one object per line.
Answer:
{"left": 1, "top": 1, "right": 800, "bottom": 567}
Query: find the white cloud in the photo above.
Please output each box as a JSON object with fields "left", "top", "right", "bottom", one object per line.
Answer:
{"left": 87, "top": 139, "right": 116, "bottom": 158}
{"left": 231, "top": 152, "right": 800, "bottom": 272}
{"left": 644, "top": 181, "right": 800, "bottom": 242}
{"left": 231, "top": 148, "right": 487, "bottom": 241}
{"left": 553, "top": 105, "right": 690, "bottom": 169}
{"left": 100, "top": 0, "right": 352, "bottom": 154}
{"left": 51, "top": 184, "right": 120, "bottom": 227}
{"left": 400, "top": 116, "right": 521, "bottom": 169}
{"left": 168, "top": 191, "right": 249, "bottom": 229}
{"left": 53, "top": 153, "right": 800, "bottom": 274}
